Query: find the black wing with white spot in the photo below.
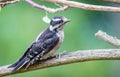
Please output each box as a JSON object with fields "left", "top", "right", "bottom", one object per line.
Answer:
{"left": 9, "top": 28, "right": 59, "bottom": 72}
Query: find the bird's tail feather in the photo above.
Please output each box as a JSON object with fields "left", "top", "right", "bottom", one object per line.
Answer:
{"left": 9, "top": 58, "right": 29, "bottom": 72}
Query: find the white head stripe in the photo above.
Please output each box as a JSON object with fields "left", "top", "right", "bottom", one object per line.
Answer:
{"left": 52, "top": 18, "right": 61, "bottom": 21}
{"left": 49, "top": 25, "right": 60, "bottom": 31}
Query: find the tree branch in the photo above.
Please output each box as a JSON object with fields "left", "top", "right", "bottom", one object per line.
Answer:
{"left": 1, "top": 49, "right": 120, "bottom": 76}
{"left": 0, "top": 30, "right": 120, "bottom": 76}
{"left": 1, "top": 0, "right": 120, "bottom": 13}
{"left": 44, "top": 0, "right": 120, "bottom": 13}
{"left": 25, "top": 0, "right": 69, "bottom": 13}
{"left": 0, "top": 0, "right": 19, "bottom": 7}
{"left": 102, "top": 0, "right": 120, "bottom": 4}
{"left": 95, "top": 30, "right": 120, "bottom": 48}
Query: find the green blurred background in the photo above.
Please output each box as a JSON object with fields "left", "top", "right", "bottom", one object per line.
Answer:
{"left": 0, "top": 0, "right": 120, "bottom": 77}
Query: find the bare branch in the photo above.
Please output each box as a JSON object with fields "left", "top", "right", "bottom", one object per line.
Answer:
{"left": 44, "top": 0, "right": 120, "bottom": 13}
{"left": 95, "top": 30, "right": 120, "bottom": 48}
{"left": 0, "top": 0, "right": 120, "bottom": 13}
{"left": 102, "top": 0, "right": 120, "bottom": 4}
{"left": 25, "top": 0, "right": 69, "bottom": 13}
{"left": 0, "top": 0, "right": 19, "bottom": 7}
{"left": 1, "top": 49, "right": 120, "bottom": 76}
{"left": 1, "top": 0, "right": 120, "bottom": 13}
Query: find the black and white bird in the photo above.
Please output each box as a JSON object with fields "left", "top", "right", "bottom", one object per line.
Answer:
{"left": 9, "top": 16, "right": 70, "bottom": 72}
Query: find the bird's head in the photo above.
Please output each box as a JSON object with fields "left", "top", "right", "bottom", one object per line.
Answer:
{"left": 49, "top": 16, "right": 70, "bottom": 31}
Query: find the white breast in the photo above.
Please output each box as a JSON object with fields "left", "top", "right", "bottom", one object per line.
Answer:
{"left": 57, "top": 30, "right": 64, "bottom": 42}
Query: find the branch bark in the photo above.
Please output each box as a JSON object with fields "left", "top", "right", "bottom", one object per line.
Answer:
{"left": 0, "top": 0, "right": 19, "bottom": 7}
{"left": 25, "top": 0, "right": 69, "bottom": 13}
{"left": 95, "top": 30, "right": 120, "bottom": 48}
{"left": 102, "top": 0, "right": 120, "bottom": 4}
{"left": 1, "top": 49, "right": 120, "bottom": 76}
{"left": 1, "top": 0, "right": 120, "bottom": 13}
{"left": 44, "top": 0, "right": 120, "bottom": 13}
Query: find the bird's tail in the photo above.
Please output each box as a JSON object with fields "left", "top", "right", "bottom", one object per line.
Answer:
{"left": 8, "top": 58, "right": 29, "bottom": 72}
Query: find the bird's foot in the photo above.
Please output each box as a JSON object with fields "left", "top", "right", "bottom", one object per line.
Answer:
{"left": 57, "top": 50, "right": 68, "bottom": 60}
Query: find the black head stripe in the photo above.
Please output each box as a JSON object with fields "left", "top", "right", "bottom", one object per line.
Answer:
{"left": 50, "top": 16, "right": 63, "bottom": 26}
{"left": 50, "top": 20, "right": 63, "bottom": 26}
{"left": 53, "top": 16, "right": 63, "bottom": 19}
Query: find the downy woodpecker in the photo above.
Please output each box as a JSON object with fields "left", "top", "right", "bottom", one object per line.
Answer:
{"left": 9, "top": 16, "right": 70, "bottom": 72}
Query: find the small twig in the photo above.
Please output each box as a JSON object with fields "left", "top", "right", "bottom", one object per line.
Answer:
{"left": 0, "top": 0, "right": 19, "bottom": 7}
{"left": 95, "top": 30, "right": 120, "bottom": 48}
{"left": 45, "top": 0, "right": 120, "bottom": 13}
{"left": 102, "top": 0, "right": 120, "bottom": 4}
{"left": 1, "top": 49, "right": 120, "bottom": 76}
{"left": 25, "top": 0, "right": 69, "bottom": 13}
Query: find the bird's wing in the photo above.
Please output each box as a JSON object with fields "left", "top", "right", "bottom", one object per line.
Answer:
{"left": 9, "top": 30, "right": 59, "bottom": 72}
{"left": 24, "top": 32, "right": 59, "bottom": 68}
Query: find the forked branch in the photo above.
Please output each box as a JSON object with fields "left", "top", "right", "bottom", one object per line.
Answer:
{"left": 44, "top": 0, "right": 120, "bottom": 13}
{"left": 1, "top": 49, "right": 120, "bottom": 76}
{"left": 1, "top": 0, "right": 120, "bottom": 13}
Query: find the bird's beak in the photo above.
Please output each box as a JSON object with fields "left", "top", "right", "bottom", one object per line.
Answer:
{"left": 59, "top": 17, "right": 70, "bottom": 30}
{"left": 66, "top": 19, "right": 70, "bottom": 23}
{"left": 63, "top": 17, "right": 71, "bottom": 24}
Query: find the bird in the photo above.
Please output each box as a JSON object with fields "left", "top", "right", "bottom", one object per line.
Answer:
{"left": 8, "top": 16, "right": 70, "bottom": 72}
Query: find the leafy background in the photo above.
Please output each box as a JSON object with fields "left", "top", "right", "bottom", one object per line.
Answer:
{"left": 0, "top": 0, "right": 120, "bottom": 77}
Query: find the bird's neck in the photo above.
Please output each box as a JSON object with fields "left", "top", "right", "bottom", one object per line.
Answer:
{"left": 49, "top": 26, "right": 63, "bottom": 33}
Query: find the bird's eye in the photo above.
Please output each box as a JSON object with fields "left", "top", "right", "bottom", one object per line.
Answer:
{"left": 61, "top": 20, "right": 63, "bottom": 23}
{"left": 50, "top": 19, "right": 63, "bottom": 26}
{"left": 58, "top": 20, "right": 63, "bottom": 24}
